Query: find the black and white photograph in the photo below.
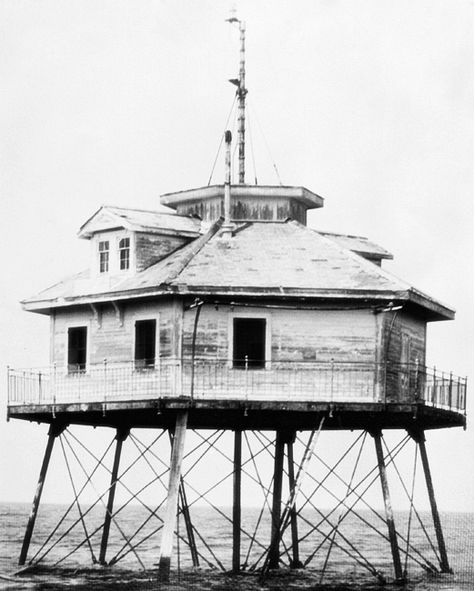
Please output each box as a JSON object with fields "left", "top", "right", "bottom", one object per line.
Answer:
{"left": 1, "top": 1, "right": 473, "bottom": 589}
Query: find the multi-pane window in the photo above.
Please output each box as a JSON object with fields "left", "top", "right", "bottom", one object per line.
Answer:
{"left": 68, "top": 327, "right": 87, "bottom": 373}
{"left": 135, "top": 319, "right": 156, "bottom": 369}
{"left": 98, "top": 241, "right": 109, "bottom": 273}
{"left": 119, "top": 237, "right": 130, "bottom": 270}
{"left": 233, "top": 318, "right": 266, "bottom": 369}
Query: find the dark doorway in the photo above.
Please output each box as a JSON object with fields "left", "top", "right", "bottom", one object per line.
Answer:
{"left": 68, "top": 327, "right": 87, "bottom": 372}
{"left": 233, "top": 318, "right": 266, "bottom": 368}
{"left": 135, "top": 319, "right": 156, "bottom": 368}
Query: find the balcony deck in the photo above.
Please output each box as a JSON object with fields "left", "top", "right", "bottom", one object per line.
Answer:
{"left": 7, "top": 360, "right": 467, "bottom": 431}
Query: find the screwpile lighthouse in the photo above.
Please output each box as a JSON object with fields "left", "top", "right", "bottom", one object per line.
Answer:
{"left": 7, "top": 18, "right": 466, "bottom": 585}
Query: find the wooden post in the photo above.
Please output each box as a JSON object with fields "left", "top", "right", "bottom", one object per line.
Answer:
{"left": 269, "top": 431, "right": 285, "bottom": 569}
{"left": 99, "top": 428, "right": 129, "bottom": 565}
{"left": 232, "top": 429, "right": 242, "bottom": 572}
{"left": 287, "top": 438, "right": 302, "bottom": 568}
{"left": 416, "top": 431, "right": 452, "bottom": 573}
{"left": 159, "top": 411, "right": 188, "bottom": 581}
{"left": 372, "top": 430, "right": 403, "bottom": 582}
{"left": 19, "top": 423, "right": 65, "bottom": 565}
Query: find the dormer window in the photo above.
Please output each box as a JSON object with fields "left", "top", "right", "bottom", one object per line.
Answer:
{"left": 119, "top": 237, "right": 130, "bottom": 270}
{"left": 98, "top": 241, "right": 109, "bottom": 273}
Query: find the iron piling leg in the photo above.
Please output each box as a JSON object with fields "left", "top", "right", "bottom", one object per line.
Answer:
{"left": 414, "top": 430, "right": 452, "bottom": 573}
{"left": 268, "top": 431, "right": 285, "bottom": 569}
{"left": 179, "top": 477, "right": 199, "bottom": 567}
{"left": 287, "top": 436, "right": 302, "bottom": 569}
{"left": 99, "top": 427, "right": 129, "bottom": 565}
{"left": 232, "top": 429, "right": 242, "bottom": 572}
{"left": 19, "top": 423, "right": 65, "bottom": 566}
{"left": 372, "top": 429, "right": 404, "bottom": 582}
{"left": 159, "top": 411, "right": 188, "bottom": 582}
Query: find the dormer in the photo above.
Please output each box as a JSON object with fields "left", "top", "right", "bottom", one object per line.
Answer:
{"left": 78, "top": 206, "right": 202, "bottom": 275}
{"left": 318, "top": 231, "right": 393, "bottom": 266}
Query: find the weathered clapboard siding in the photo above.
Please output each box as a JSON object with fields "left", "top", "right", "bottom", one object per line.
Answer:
{"left": 135, "top": 233, "right": 189, "bottom": 272}
{"left": 51, "top": 299, "right": 178, "bottom": 368}
{"left": 175, "top": 196, "right": 307, "bottom": 224}
{"left": 182, "top": 305, "right": 377, "bottom": 363}
{"left": 49, "top": 301, "right": 428, "bottom": 404}
{"left": 383, "top": 311, "right": 426, "bottom": 402}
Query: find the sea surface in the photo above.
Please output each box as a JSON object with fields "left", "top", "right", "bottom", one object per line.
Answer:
{"left": 0, "top": 503, "right": 473, "bottom": 590}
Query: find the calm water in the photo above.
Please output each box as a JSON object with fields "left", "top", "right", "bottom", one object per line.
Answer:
{"left": 0, "top": 503, "right": 473, "bottom": 590}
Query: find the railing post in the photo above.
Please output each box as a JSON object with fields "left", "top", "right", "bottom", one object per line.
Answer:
{"left": 414, "top": 358, "right": 419, "bottom": 403}
{"left": 432, "top": 366, "right": 437, "bottom": 406}
{"left": 245, "top": 355, "right": 249, "bottom": 402}
{"left": 53, "top": 362, "right": 57, "bottom": 406}
{"left": 464, "top": 376, "right": 468, "bottom": 415}
{"left": 6, "top": 366, "right": 11, "bottom": 404}
{"left": 38, "top": 371, "right": 42, "bottom": 404}
{"left": 330, "top": 358, "right": 334, "bottom": 402}
{"left": 103, "top": 358, "right": 107, "bottom": 404}
{"left": 447, "top": 372, "right": 452, "bottom": 410}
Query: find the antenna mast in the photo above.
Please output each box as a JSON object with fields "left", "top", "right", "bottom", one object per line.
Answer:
{"left": 227, "top": 12, "right": 247, "bottom": 184}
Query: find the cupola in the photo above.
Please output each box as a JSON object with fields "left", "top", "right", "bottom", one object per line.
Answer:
{"left": 160, "top": 184, "right": 324, "bottom": 225}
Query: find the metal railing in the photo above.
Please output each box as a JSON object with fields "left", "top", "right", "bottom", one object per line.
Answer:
{"left": 6, "top": 359, "right": 467, "bottom": 414}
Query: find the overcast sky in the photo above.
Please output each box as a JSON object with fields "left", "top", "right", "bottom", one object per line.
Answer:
{"left": 0, "top": 1, "right": 473, "bottom": 513}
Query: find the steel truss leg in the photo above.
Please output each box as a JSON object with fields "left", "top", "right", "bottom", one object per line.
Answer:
{"left": 411, "top": 430, "right": 452, "bottom": 573}
{"left": 372, "top": 429, "right": 404, "bottom": 582}
{"left": 19, "top": 422, "right": 66, "bottom": 566}
{"left": 232, "top": 429, "right": 242, "bottom": 572}
{"left": 268, "top": 431, "right": 286, "bottom": 569}
{"left": 99, "top": 427, "right": 129, "bottom": 565}
{"left": 287, "top": 435, "right": 303, "bottom": 569}
{"left": 159, "top": 411, "right": 188, "bottom": 581}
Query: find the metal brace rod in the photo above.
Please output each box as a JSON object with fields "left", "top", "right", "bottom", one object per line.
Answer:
{"left": 59, "top": 435, "right": 97, "bottom": 564}
{"left": 383, "top": 436, "right": 440, "bottom": 566}
{"left": 299, "top": 437, "right": 434, "bottom": 572}
{"left": 29, "top": 433, "right": 115, "bottom": 565}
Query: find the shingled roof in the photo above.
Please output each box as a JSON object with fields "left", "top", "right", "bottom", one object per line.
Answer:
{"left": 23, "top": 219, "right": 454, "bottom": 320}
{"left": 318, "top": 231, "right": 393, "bottom": 261}
{"left": 78, "top": 205, "right": 203, "bottom": 239}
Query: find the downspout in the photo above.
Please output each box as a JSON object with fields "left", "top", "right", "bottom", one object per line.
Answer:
{"left": 189, "top": 298, "right": 204, "bottom": 400}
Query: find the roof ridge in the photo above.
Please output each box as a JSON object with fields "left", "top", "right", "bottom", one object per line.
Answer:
{"left": 104, "top": 205, "right": 185, "bottom": 217}
{"left": 165, "top": 219, "right": 223, "bottom": 284}
{"left": 317, "top": 230, "right": 369, "bottom": 240}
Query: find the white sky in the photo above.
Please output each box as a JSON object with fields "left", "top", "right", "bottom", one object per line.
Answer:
{"left": 0, "top": 0, "right": 473, "bottom": 513}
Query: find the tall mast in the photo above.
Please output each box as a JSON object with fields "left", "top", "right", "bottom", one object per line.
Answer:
{"left": 227, "top": 14, "right": 247, "bottom": 184}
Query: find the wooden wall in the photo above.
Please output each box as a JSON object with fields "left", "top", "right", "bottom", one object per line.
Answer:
{"left": 51, "top": 299, "right": 178, "bottom": 368}
{"left": 176, "top": 197, "right": 307, "bottom": 224}
{"left": 135, "top": 233, "right": 189, "bottom": 271}
{"left": 382, "top": 310, "right": 426, "bottom": 402}
{"left": 182, "top": 305, "right": 377, "bottom": 363}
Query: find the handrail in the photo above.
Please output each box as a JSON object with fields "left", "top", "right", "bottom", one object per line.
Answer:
{"left": 6, "top": 359, "right": 467, "bottom": 415}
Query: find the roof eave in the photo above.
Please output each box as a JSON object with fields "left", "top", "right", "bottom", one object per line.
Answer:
{"left": 22, "top": 285, "right": 453, "bottom": 321}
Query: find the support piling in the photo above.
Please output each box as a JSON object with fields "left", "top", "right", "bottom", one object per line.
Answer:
{"left": 158, "top": 412, "right": 188, "bottom": 581}
{"left": 413, "top": 430, "right": 452, "bottom": 573}
{"left": 99, "top": 427, "right": 129, "bottom": 565}
{"left": 268, "top": 431, "right": 285, "bottom": 569}
{"left": 372, "top": 429, "right": 404, "bottom": 582}
{"left": 19, "top": 423, "right": 65, "bottom": 566}
{"left": 287, "top": 436, "right": 302, "bottom": 569}
{"left": 232, "top": 429, "right": 242, "bottom": 572}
